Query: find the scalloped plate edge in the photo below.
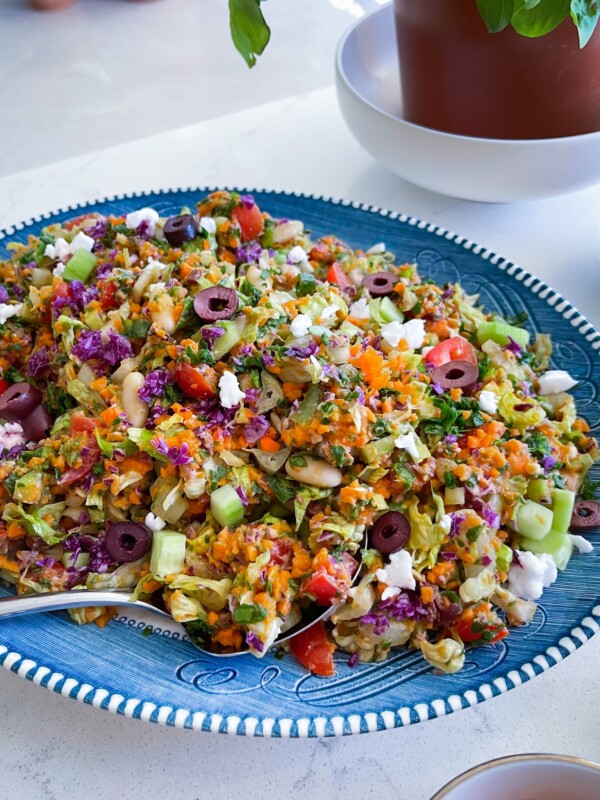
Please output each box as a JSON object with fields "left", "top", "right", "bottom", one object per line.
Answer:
{"left": 0, "top": 186, "right": 599, "bottom": 738}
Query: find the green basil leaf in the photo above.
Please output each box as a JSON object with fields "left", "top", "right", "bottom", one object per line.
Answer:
{"left": 476, "top": 0, "right": 515, "bottom": 31}
{"left": 571, "top": 0, "right": 600, "bottom": 46}
{"left": 232, "top": 603, "right": 268, "bottom": 624}
{"left": 229, "top": 0, "right": 271, "bottom": 68}
{"left": 511, "top": 0, "right": 570, "bottom": 37}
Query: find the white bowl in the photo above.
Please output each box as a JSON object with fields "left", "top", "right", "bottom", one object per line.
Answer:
{"left": 430, "top": 754, "right": 600, "bottom": 800}
{"left": 335, "top": 5, "right": 600, "bottom": 202}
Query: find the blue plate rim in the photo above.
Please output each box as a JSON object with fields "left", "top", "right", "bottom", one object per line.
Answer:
{"left": 0, "top": 186, "right": 599, "bottom": 737}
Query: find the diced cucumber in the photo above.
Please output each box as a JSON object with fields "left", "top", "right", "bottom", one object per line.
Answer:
{"left": 62, "top": 249, "right": 97, "bottom": 283}
{"left": 210, "top": 484, "right": 244, "bottom": 528}
{"left": 61, "top": 551, "right": 90, "bottom": 569}
{"left": 369, "top": 297, "right": 403, "bottom": 324}
{"left": 520, "top": 529, "right": 574, "bottom": 571}
{"left": 527, "top": 478, "right": 552, "bottom": 505}
{"left": 477, "top": 320, "right": 530, "bottom": 348}
{"left": 149, "top": 530, "right": 187, "bottom": 577}
{"left": 212, "top": 320, "right": 241, "bottom": 361}
{"left": 445, "top": 486, "right": 465, "bottom": 506}
{"left": 552, "top": 488, "right": 576, "bottom": 534}
{"left": 360, "top": 434, "right": 397, "bottom": 464}
{"left": 513, "top": 500, "right": 553, "bottom": 541}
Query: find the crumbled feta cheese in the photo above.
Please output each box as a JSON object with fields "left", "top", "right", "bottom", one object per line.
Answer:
{"left": 479, "top": 390, "right": 499, "bottom": 414}
{"left": 381, "top": 318, "right": 426, "bottom": 350}
{"left": 125, "top": 207, "right": 159, "bottom": 235}
{"left": 348, "top": 298, "right": 370, "bottom": 320}
{"left": 439, "top": 514, "right": 453, "bottom": 534}
{"left": 320, "top": 304, "right": 338, "bottom": 321}
{"left": 69, "top": 231, "right": 95, "bottom": 254}
{"left": 0, "top": 303, "right": 22, "bottom": 326}
{"left": 376, "top": 550, "right": 416, "bottom": 599}
{"left": 366, "top": 242, "right": 386, "bottom": 254}
{"left": 45, "top": 237, "right": 71, "bottom": 262}
{"left": 537, "top": 370, "right": 578, "bottom": 395}
{"left": 570, "top": 534, "right": 593, "bottom": 554}
{"left": 507, "top": 550, "right": 557, "bottom": 600}
{"left": 144, "top": 512, "right": 166, "bottom": 532}
{"left": 200, "top": 216, "right": 217, "bottom": 235}
{"left": 218, "top": 370, "right": 245, "bottom": 409}
{"left": 290, "top": 314, "right": 312, "bottom": 338}
{"left": 52, "top": 263, "right": 65, "bottom": 278}
{"left": 0, "top": 421, "right": 25, "bottom": 453}
{"left": 287, "top": 245, "right": 309, "bottom": 264}
{"left": 394, "top": 430, "right": 421, "bottom": 461}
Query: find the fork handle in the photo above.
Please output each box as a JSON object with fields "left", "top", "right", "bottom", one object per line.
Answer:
{"left": 0, "top": 589, "right": 158, "bottom": 619}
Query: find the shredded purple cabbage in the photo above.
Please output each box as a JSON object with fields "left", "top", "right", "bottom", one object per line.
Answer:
{"left": 504, "top": 336, "right": 524, "bottom": 356}
{"left": 285, "top": 340, "right": 319, "bottom": 360}
{"left": 449, "top": 513, "right": 462, "bottom": 538}
{"left": 347, "top": 653, "right": 359, "bottom": 667}
{"left": 27, "top": 346, "right": 50, "bottom": 377}
{"left": 244, "top": 415, "right": 270, "bottom": 444}
{"left": 520, "top": 380, "right": 534, "bottom": 398}
{"left": 152, "top": 436, "right": 192, "bottom": 465}
{"left": 360, "top": 612, "right": 389, "bottom": 636}
{"left": 378, "top": 590, "right": 435, "bottom": 623}
{"left": 65, "top": 280, "right": 99, "bottom": 312}
{"left": 0, "top": 286, "right": 9, "bottom": 303}
{"left": 96, "top": 262, "right": 113, "bottom": 279}
{"left": 246, "top": 631, "right": 264, "bottom": 652}
{"left": 441, "top": 286, "right": 454, "bottom": 300}
{"left": 10, "top": 284, "right": 24, "bottom": 300}
{"left": 235, "top": 485, "right": 249, "bottom": 506}
{"left": 201, "top": 326, "right": 226, "bottom": 346}
{"left": 72, "top": 329, "right": 133, "bottom": 368}
{"left": 237, "top": 242, "right": 263, "bottom": 263}
{"left": 541, "top": 454, "right": 558, "bottom": 472}
{"left": 431, "top": 382, "right": 444, "bottom": 395}
{"left": 138, "top": 369, "right": 171, "bottom": 402}
{"left": 261, "top": 351, "right": 275, "bottom": 368}
{"left": 88, "top": 538, "right": 113, "bottom": 573}
{"left": 84, "top": 216, "right": 108, "bottom": 241}
{"left": 240, "top": 194, "right": 255, "bottom": 209}
{"left": 481, "top": 504, "right": 501, "bottom": 529}
{"left": 481, "top": 554, "right": 493, "bottom": 567}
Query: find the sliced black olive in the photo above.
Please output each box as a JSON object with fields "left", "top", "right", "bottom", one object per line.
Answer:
{"left": 570, "top": 500, "right": 600, "bottom": 531}
{"left": 21, "top": 404, "right": 53, "bottom": 442}
{"left": 193, "top": 286, "right": 239, "bottom": 322}
{"left": 104, "top": 522, "right": 152, "bottom": 564}
{"left": 361, "top": 272, "right": 397, "bottom": 297}
{"left": 371, "top": 511, "right": 411, "bottom": 555}
{"left": 0, "top": 382, "right": 43, "bottom": 422}
{"left": 163, "top": 214, "right": 198, "bottom": 247}
{"left": 431, "top": 361, "right": 478, "bottom": 394}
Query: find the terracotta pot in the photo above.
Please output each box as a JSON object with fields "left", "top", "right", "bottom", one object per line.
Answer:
{"left": 393, "top": 0, "right": 600, "bottom": 139}
{"left": 29, "top": 0, "right": 76, "bottom": 9}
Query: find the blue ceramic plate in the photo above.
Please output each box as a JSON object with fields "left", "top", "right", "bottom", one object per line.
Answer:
{"left": 0, "top": 189, "right": 599, "bottom": 737}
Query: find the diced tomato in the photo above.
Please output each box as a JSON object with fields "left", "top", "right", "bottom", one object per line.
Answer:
{"left": 232, "top": 202, "right": 264, "bottom": 243}
{"left": 58, "top": 445, "right": 100, "bottom": 487}
{"left": 425, "top": 336, "right": 477, "bottom": 368}
{"left": 45, "top": 280, "right": 71, "bottom": 323}
{"left": 174, "top": 363, "right": 217, "bottom": 400}
{"left": 303, "top": 571, "right": 341, "bottom": 605}
{"left": 289, "top": 621, "right": 335, "bottom": 677}
{"left": 98, "top": 281, "right": 119, "bottom": 311}
{"left": 0, "top": 379, "right": 10, "bottom": 396}
{"left": 269, "top": 538, "right": 292, "bottom": 567}
{"left": 452, "top": 609, "right": 507, "bottom": 645}
{"left": 326, "top": 263, "right": 352, "bottom": 293}
{"left": 70, "top": 412, "right": 97, "bottom": 434}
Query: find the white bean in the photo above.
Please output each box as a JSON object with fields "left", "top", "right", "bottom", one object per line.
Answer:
{"left": 132, "top": 260, "right": 164, "bottom": 302}
{"left": 121, "top": 371, "right": 148, "bottom": 427}
{"left": 272, "top": 220, "right": 304, "bottom": 244}
{"left": 111, "top": 357, "right": 141, "bottom": 384}
{"left": 285, "top": 456, "right": 342, "bottom": 488}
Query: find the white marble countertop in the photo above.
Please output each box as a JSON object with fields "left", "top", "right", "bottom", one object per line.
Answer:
{"left": 1, "top": 86, "right": 599, "bottom": 800}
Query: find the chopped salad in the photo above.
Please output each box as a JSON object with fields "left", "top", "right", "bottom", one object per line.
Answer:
{"left": 0, "top": 190, "right": 597, "bottom": 677}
